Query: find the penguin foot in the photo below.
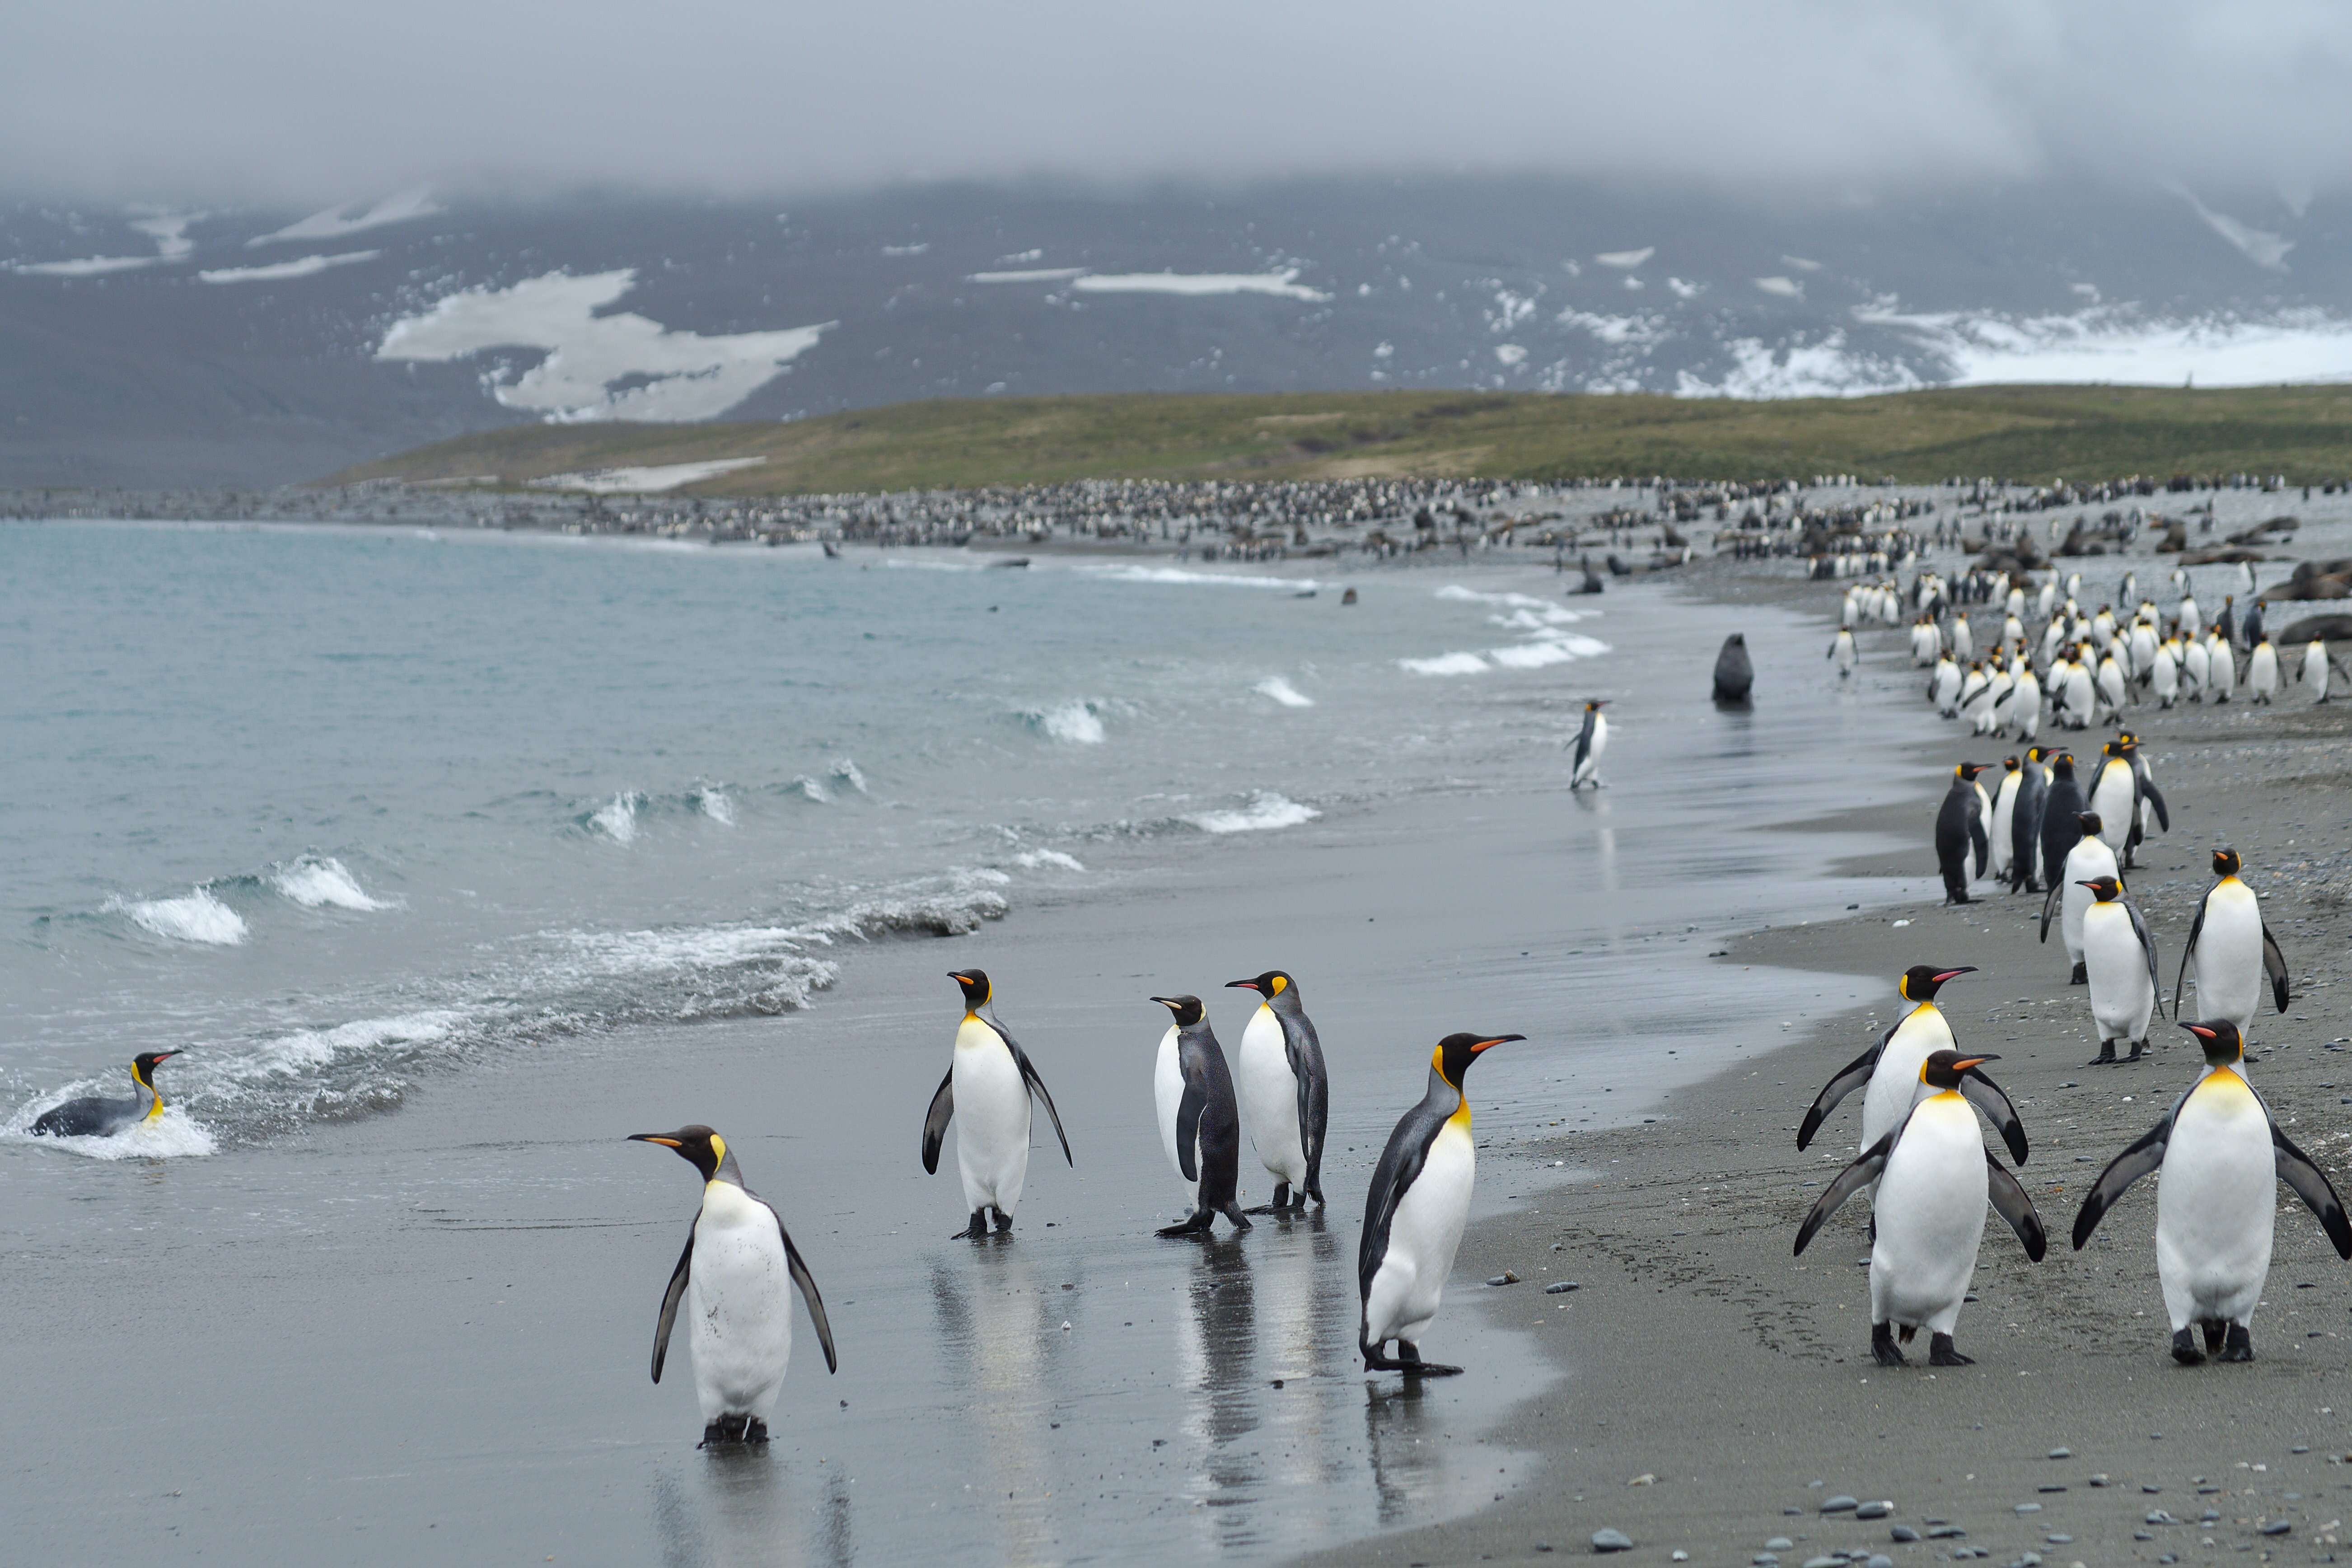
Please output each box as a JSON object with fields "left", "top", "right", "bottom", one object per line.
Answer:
{"left": 1244, "top": 1183, "right": 1291, "bottom": 1216}
{"left": 700, "top": 1414, "right": 767, "bottom": 1446}
{"left": 1870, "top": 1322, "right": 1906, "bottom": 1367}
{"left": 2070, "top": 962, "right": 2088, "bottom": 986}
{"left": 1398, "top": 1343, "right": 1462, "bottom": 1377}
{"left": 954, "top": 1211, "right": 990, "bottom": 1240}
{"left": 2086, "top": 1042, "right": 2117, "bottom": 1066}
{"left": 2172, "top": 1328, "right": 2206, "bottom": 1365}
{"left": 2202, "top": 1319, "right": 2227, "bottom": 1355}
{"left": 2123, "top": 1039, "right": 2147, "bottom": 1063}
{"left": 1156, "top": 1212, "right": 1213, "bottom": 1238}
{"left": 1927, "top": 1334, "right": 1973, "bottom": 1367}
{"left": 992, "top": 1208, "right": 1014, "bottom": 1234}
{"left": 2220, "top": 1324, "right": 2254, "bottom": 1362}
{"left": 1360, "top": 1341, "right": 1406, "bottom": 1372}
{"left": 1221, "top": 1205, "right": 1254, "bottom": 1231}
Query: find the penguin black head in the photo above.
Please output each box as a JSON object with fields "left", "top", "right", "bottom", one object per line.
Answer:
{"left": 2179, "top": 1019, "right": 2244, "bottom": 1066}
{"left": 1584, "top": 699, "right": 1609, "bottom": 712}
{"left": 1725, "top": 632, "right": 1745, "bottom": 646}
{"left": 1898, "top": 964, "right": 1975, "bottom": 1002}
{"left": 2001, "top": 755, "right": 2020, "bottom": 772}
{"left": 2212, "top": 847, "right": 2242, "bottom": 879}
{"left": 131, "top": 1049, "right": 182, "bottom": 1089}
{"left": 2052, "top": 753, "right": 2076, "bottom": 776}
{"left": 1225, "top": 971, "right": 1293, "bottom": 1000}
{"left": 2075, "top": 875, "right": 2124, "bottom": 902}
{"left": 1432, "top": 1032, "right": 1524, "bottom": 1088}
{"left": 2076, "top": 810, "right": 2101, "bottom": 835}
{"left": 1954, "top": 762, "right": 1988, "bottom": 782}
{"left": 629, "top": 1124, "right": 734, "bottom": 1184}
{"left": 1920, "top": 1048, "right": 1997, "bottom": 1090}
{"left": 948, "top": 969, "right": 991, "bottom": 1011}
{"left": 2026, "top": 745, "right": 2046, "bottom": 763}
{"left": 1151, "top": 995, "right": 1205, "bottom": 1027}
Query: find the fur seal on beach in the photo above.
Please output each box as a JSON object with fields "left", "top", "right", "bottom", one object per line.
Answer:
{"left": 922, "top": 970, "right": 1073, "bottom": 1238}
{"left": 29, "top": 1050, "right": 182, "bottom": 1138}
{"left": 2175, "top": 849, "right": 2291, "bottom": 1038}
{"left": 1934, "top": 763, "right": 1991, "bottom": 904}
{"left": 1711, "top": 633, "right": 1753, "bottom": 703}
{"left": 2079, "top": 876, "right": 2160, "bottom": 1065}
{"left": 1225, "top": 971, "right": 1328, "bottom": 1213}
{"left": 1358, "top": 1031, "right": 1523, "bottom": 1375}
{"left": 1798, "top": 1049, "right": 2045, "bottom": 1367}
{"left": 629, "top": 1125, "right": 837, "bottom": 1444}
{"left": 2071, "top": 1020, "right": 2352, "bottom": 1364}
{"left": 1151, "top": 995, "right": 1250, "bottom": 1236}
{"left": 1568, "top": 699, "right": 1609, "bottom": 789}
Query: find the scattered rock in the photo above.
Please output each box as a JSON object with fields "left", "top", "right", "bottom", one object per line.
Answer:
{"left": 1927, "top": 1527, "right": 1967, "bottom": 1540}
{"left": 2200, "top": 1511, "right": 2221, "bottom": 1524}
{"left": 1546, "top": 1282, "right": 1579, "bottom": 1294}
{"left": 1805, "top": 1558, "right": 1839, "bottom": 1568}
{"left": 2261, "top": 1522, "right": 2292, "bottom": 1537}
{"left": 2015, "top": 1503, "right": 2042, "bottom": 1514}
{"left": 1767, "top": 1537, "right": 1795, "bottom": 1551}
{"left": 1855, "top": 1501, "right": 1892, "bottom": 1520}
{"left": 2048, "top": 1447, "right": 2071, "bottom": 1459}
{"left": 2087, "top": 1475, "right": 2109, "bottom": 1488}
{"left": 1628, "top": 1474, "right": 1655, "bottom": 1487}
{"left": 2146, "top": 1510, "right": 2179, "bottom": 1526}
{"left": 1822, "top": 1496, "right": 1859, "bottom": 1513}
{"left": 1890, "top": 1526, "right": 1922, "bottom": 1543}
{"left": 1591, "top": 1528, "right": 1634, "bottom": 1553}
{"left": 1487, "top": 1273, "right": 1519, "bottom": 1287}
{"left": 2045, "top": 1534, "right": 2072, "bottom": 1545}
{"left": 1867, "top": 1557, "right": 1894, "bottom": 1568}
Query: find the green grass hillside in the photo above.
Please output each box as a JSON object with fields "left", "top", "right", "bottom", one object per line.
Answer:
{"left": 329, "top": 385, "right": 2352, "bottom": 494}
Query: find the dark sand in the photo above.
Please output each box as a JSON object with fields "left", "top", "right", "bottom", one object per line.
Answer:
{"left": 1321, "top": 564, "right": 2352, "bottom": 1568}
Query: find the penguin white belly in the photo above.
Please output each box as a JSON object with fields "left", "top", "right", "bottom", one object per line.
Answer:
{"left": 951, "top": 1018, "right": 1032, "bottom": 1215}
{"left": 1869, "top": 1098, "right": 1988, "bottom": 1335}
{"left": 1573, "top": 716, "right": 1608, "bottom": 783}
{"left": 1155, "top": 1024, "right": 1195, "bottom": 1204}
{"left": 1860, "top": 1007, "right": 1950, "bottom": 1158}
{"left": 1237, "top": 1007, "right": 1307, "bottom": 1187}
{"left": 1364, "top": 1121, "right": 1474, "bottom": 1345}
{"left": 2156, "top": 1073, "right": 2275, "bottom": 1329}
{"left": 688, "top": 1183, "right": 794, "bottom": 1423}
{"left": 2089, "top": 769, "right": 2133, "bottom": 854}
{"left": 2207, "top": 641, "right": 2234, "bottom": 697}
{"left": 1988, "top": 780, "right": 2017, "bottom": 877}
{"left": 2058, "top": 838, "right": 2117, "bottom": 963}
{"left": 2191, "top": 884, "right": 2265, "bottom": 1033}
{"left": 2062, "top": 668, "right": 2093, "bottom": 727}
{"left": 2082, "top": 904, "right": 2155, "bottom": 1044}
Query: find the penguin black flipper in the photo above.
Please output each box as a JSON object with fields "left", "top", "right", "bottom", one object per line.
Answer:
{"left": 1005, "top": 1036, "right": 1074, "bottom": 1166}
{"left": 2070, "top": 1114, "right": 2175, "bottom": 1250}
{"left": 1285, "top": 1014, "right": 1330, "bottom": 1197}
{"left": 920, "top": 1067, "right": 955, "bottom": 1175}
{"left": 773, "top": 1208, "right": 841, "bottom": 1372}
{"left": 2174, "top": 895, "right": 2208, "bottom": 1020}
{"left": 2142, "top": 775, "right": 2170, "bottom": 832}
{"left": 2269, "top": 1118, "right": 2352, "bottom": 1259}
{"left": 1960, "top": 1066, "right": 2030, "bottom": 1165}
{"left": 2262, "top": 925, "right": 2293, "bottom": 1013}
{"left": 1795, "top": 1028, "right": 1891, "bottom": 1150}
{"left": 2039, "top": 878, "right": 2063, "bottom": 943}
{"left": 1969, "top": 804, "right": 1989, "bottom": 879}
{"left": 1357, "top": 1118, "right": 1434, "bottom": 1302}
{"left": 651, "top": 1228, "right": 694, "bottom": 1384}
{"left": 2125, "top": 898, "right": 2163, "bottom": 1002}
{"left": 1174, "top": 1078, "right": 1206, "bottom": 1184}
{"left": 1985, "top": 1152, "right": 2048, "bottom": 1261}
{"left": 1794, "top": 1132, "right": 1894, "bottom": 1255}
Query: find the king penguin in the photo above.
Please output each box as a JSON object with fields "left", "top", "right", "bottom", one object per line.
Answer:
{"left": 2041, "top": 811, "right": 2120, "bottom": 985}
{"left": 922, "top": 970, "right": 1073, "bottom": 1239}
{"left": 2078, "top": 875, "right": 2160, "bottom": 1064}
{"left": 1151, "top": 995, "right": 1250, "bottom": 1236}
{"left": 1798, "top": 1049, "right": 2046, "bottom": 1366}
{"left": 1831, "top": 627, "right": 1859, "bottom": 679}
{"left": 2174, "top": 849, "right": 2292, "bottom": 1039}
{"left": 30, "top": 1049, "right": 182, "bottom": 1138}
{"left": 2006, "top": 746, "right": 2050, "bottom": 894}
{"left": 2071, "top": 1020, "right": 2352, "bottom": 1363}
{"left": 1986, "top": 756, "right": 2023, "bottom": 884}
{"left": 1934, "top": 763, "right": 1991, "bottom": 904}
{"left": 1568, "top": 699, "right": 1609, "bottom": 790}
{"left": 1225, "top": 970, "right": 1329, "bottom": 1212}
{"left": 2036, "top": 752, "right": 2086, "bottom": 894}
{"left": 630, "top": 1125, "right": 838, "bottom": 1444}
{"left": 1358, "top": 1031, "right": 1524, "bottom": 1375}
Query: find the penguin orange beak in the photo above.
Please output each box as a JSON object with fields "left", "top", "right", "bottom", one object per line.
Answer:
{"left": 2076, "top": 880, "right": 2100, "bottom": 891}
{"left": 1952, "top": 1055, "right": 1998, "bottom": 1072}
{"left": 2179, "top": 1023, "right": 2218, "bottom": 1042}
{"left": 1224, "top": 979, "right": 1262, "bottom": 992}
{"left": 946, "top": 971, "right": 972, "bottom": 985}
{"left": 628, "top": 1134, "right": 683, "bottom": 1148}
{"left": 153, "top": 1049, "right": 182, "bottom": 1062}
{"left": 1930, "top": 967, "right": 1976, "bottom": 984}
{"left": 1149, "top": 996, "right": 1183, "bottom": 1011}
{"left": 1469, "top": 1034, "right": 1525, "bottom": 1053}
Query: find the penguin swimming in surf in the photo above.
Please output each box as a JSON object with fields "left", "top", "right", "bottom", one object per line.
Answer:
{"left": 2078, "top": 875, "right": 2160, "bottom": 1065}
{"left": 1358, "top": 1031, "right": 1523, "bottom": 1375}
{"left": 2071, "top": 1020, "right": 2352, "bottom": 1364}
{"left": 1934, "top": 763, "right": 1991, "bottom": 904}
{"left": 1712, "top": 633, "right": 1753, "bottom": 704}
{"left": 1568, "top": 699, "right": 1609, "bottom": 789}
{"left": 2174, "top": 849, "right": 2291, "bottom": 1039}
{"left": 922, "top": 970, "right": 1073, "bottom": 1238}
{"left": 1797, "top": 1049, "right": 2046, "bottom": 1367}
{"left": 1151, "top": 995, "right": 1250, "bottom": 1236}
{"left": 30, "top": 1050, "right": 182, "bottom": 1138}
{"left": 1225, "top": 970, "right": 1328, "bottom": 1212}
{"left": 630, "top": 1125, "right": 837, "bottom": 1444}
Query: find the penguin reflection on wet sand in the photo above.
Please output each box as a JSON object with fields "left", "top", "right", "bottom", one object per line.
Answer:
{"left": 1359, "top": 1031, "right": 1524, "bottom": 1376}
{"left": 1796, "top": 1049, "right": 2046, "bottom": 1367}
{"left": 1568, "top": 699, "right": 1609, "bottom": 790}
{"left": 630, "top": 1126, "right": 838, "bottom": 1445}
{"left": 2073, "top": 1020, "right": 2352, "bottom": 1364}
{"left": 30, "top": 1049, "right": 182, "bottom": 1137}
{"left": 1225, "top": 971, "right": 1328, "bottom": 1213}
{"left": 922, "top": 970, "right": 1073, "bottom": 1239}
{"left": 1151, "top": 995, "right": 1250, "bottom": 1236}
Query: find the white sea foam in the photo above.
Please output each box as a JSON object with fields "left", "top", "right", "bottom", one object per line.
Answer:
{"left": 588, "top": 791, "right": 643, "bottom": 843}
{"left": 249, "top": 186, "right": 441, "bottom": 247}
{"left": 11, "top": 254, "right": 159, "bottom": 277}
{"left": 529, "top": 458, "right": 764, "bottom": 493}
{"left": 1015, "top": 849, "right": 1086, "bottom": 872}
{"left": 1033, "top": 701, "right": 1106, "bottom": 744}
{"left": 1852, "top": 303, "right": 2352, "bottom": 389}
{"left": 1256, "top": 676, "right": 1315, "bottom": 707}
{"left": 1078, "top": 564, "right": 1321, "bottom": 592}
{"left": 1489, "top": 635, "right": 1610, "bottom": 668}
{"left": 1399, "top": 651, "right": 1492, "bottom": 676}
{"left": 229, "top": 1010, "right": 465, "bottom": 1081}
{"left": 1071, "top": 269, "right": 1329, "bottom": 302}
{"left": 5, "top": 1103, "right": 218, "bottom": 1160}
{"left": 831, "top": 758, "right": 869, "bottom": 794}
{"left": 271, "top": 855, "right": 389, "bottom": 911}
{"left": 1435, "top": 585, "right": 1587, "bottom": 623}
{"left": 788, "top": 775, "right": 832, "bottom": 803}
{"left": 200, "top": 250, "right": 379, "bottom": 284}
{"left": 108, "top": 887, "right": 248, "bottom": 945}
{"left": 1188, "top": 792, "right": 1321, "bottom": 834}
{"left": 968, "top": 267, "right": 1087, "bottom": 283}
{"left": 692, "top": 784, "right": 736, "bottom": 824}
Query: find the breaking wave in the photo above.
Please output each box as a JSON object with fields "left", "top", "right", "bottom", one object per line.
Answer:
{"left": 105, "top": 887, "right": 249, "bottom": 945}
{"left": 1025, "top": 700, "right": 1107, "bottom": 744}
{"left": 691, "top": 782, "right": 737, "bottom": 825}
{"left": 585, "top": 791, "right": 644, "bottom": 843}
{"left": 1187, "top": 792, "right": 1321, "bottom": 834}
{"left": 1256, "top": 676, "right": 1315, "bottom": 707}
{"left": 270, "top": 854, "right": 391, "bottom": 911}
{"left": 1014, "top": 849, "right": 1086, "bottom": 872}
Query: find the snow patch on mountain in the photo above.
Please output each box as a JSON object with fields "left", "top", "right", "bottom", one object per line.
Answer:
{"left": 252, "top": 187, "right": 443, "bottom": 248}
{"left": 201, "top": 251, "right": 380, "bottom": 284}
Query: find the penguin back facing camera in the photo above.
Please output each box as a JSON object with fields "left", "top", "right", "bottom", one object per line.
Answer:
{"left": 1935, "top": 763, "right": 1990, "bottom": 905}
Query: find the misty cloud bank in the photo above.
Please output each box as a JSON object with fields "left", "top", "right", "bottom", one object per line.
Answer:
{"left": 3, "top": 0, "right": 2346, "bottom": 204}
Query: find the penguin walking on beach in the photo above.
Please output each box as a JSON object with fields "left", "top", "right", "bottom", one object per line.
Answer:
{"left": 2248, "top": 638, "right": 2279, "bottom": 702}
{"left": 1712, "top": 633, "right": 1754, "bottom": 704}
{"left": 1831, "top": 628, "right": 1858, "bottom": 680}
{"left": 1568, "top": 699, "right": 1609, "bottom": 789}
{"left": 1225, "top": 970, "right": 1329, "bottom": 1212}
{"left": 2078, "top": 875, "right": 2160, "bottom": 1064}
{"left": 2114, "top": 732, "right": 2170, "bottom": 861}
{"left": 2174, "top": 849, "right": 2291, "bottom": 1038}
{"left": 1935, "top": 763, "right": 1991, "bottom": 904}
{"left": 29, "top": 1049, "right": 182, "bottom": 1138}
{"left": 1798, "top": 964, "right": 2025, "bottom": 1180}
{"left": 2071, "top": 1020, "right": 2352, "bottom": 1364}
{"left": 2036, "top": 753, "right": 2087, "bottom": 895}
{"left": 2206, "top": 627, "right": 2236, "bottom": 702}
{"left": 2305, "top": 639, "right": 2341, "bottom": 703}
{"left": 2042, "top": 812, "right": 2119, "bottom": 985}
{"left": 629, "top": 1126, "right": 838, "bottom": 1444}
{"left": 1358, "top": 1031, "right": 1524, "bottom": 1375}
{"left": 1797, "top": 1049, "right": 2047, "bottom": 1367}
{"left": 2006, "top": 747, "right": 2050, "bottom": 894}
{"left": 1151, "top": 995, "right": 1250, "bottom": 1236}
{"left": 922, "top": 970, "right": 1074, "bottom": 1239}
{"left": 2087, "top": 739, "right": 2162, "bottom": 870}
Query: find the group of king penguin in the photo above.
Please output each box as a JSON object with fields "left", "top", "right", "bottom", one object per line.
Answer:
{"left": 629, "top": 962, "right": 1523, "bottom": 1443}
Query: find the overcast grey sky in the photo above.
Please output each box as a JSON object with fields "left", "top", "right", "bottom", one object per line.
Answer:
{"left": 4, "top": 0, "right": 2345, "bottom": 205}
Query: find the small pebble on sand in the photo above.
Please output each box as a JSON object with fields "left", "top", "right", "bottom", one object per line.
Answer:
{"left": 1591, "top": 1528, "right": 1633, "bottom": 1553}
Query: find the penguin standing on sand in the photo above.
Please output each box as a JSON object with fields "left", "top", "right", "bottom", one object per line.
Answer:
{"left": 30, "top": 1049, "right": 182, "bottom": 1137}
{"left": 1797, "top": 1049, "right": 2047, "bottom": 1367}
{"left": 922, "top": 970, "right": 1073, "bottom": 1239}
{"left": 1798, "top": 965, "right": 2026, "bottom": 1184}
{"left": 1712, "top": 633, "right": 1754, "bottom": 704}
{"left": 1225, "top": 971, "right": 1328, "bottom": 1212}
{"left": 2174, "top": 849, "right": 2291, "bottom": 1038}
{"left": 2113, "top": 732, "right": 2169, "bottom": 859}
{"left": 629, "top": 1126, "right": 838, "bottom": 1444}
{"left": 2078, "top": 875, "right": 2160, "bottom": 1064}
{"left": 1935, "top": 763, "right": 1991, "bottom": 904}
{"left": 1358, "top": 1031, "right": 1524, "bottom": 1375}
{"left": 1831, "top": 628, "right": 1858, "bottom": 679}
{"left": 1987, "top": 756, "right": 2023, "bottom": 883}
{"left": 2042, "top": 811, "right": 2120, "bottom": 985}
{"left": 2071, "top": 1020, "right": 2352, "bottom": 1364}
{"left": 2087, "top": 739, "right": 2163, "bottom": 870}
{"left": 1151, "top": 995, "right": 1250, "bottom": 1236}
{"left": 2248, "top": 637, "right": 2280, "bottom": 702}
{"left": 2036, "top": 753, "right": 2087, "bottom": 893}
{"left": 2006, "top": 746, "right": 2050, "bottom": 893}
{"left": 1568, "top": 699, "right": 1609, "bottom": 789}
